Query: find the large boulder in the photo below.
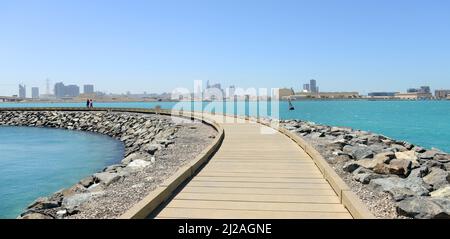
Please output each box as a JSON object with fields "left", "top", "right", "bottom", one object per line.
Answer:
{"left": 62, "top": 192, "right": 104, "bottom": 210}
{"left": 420, "top": 149, "right": 444, "bottom": 160}
{"left": 370, "top": 176, "right": 431, "bottom": 200}
{"left": 121, "top": 152, "right": 150, "bottom": 164}
{"left": 396, "top": 197, "right": 450, "bottom": 219}
{"left": 395, "top": 151, "right": 420, "bottom": 168}
{"left": 353, "top": 172, "right": 386, "bottom": 184}
{"left": 430, "top": 186, "right": 450, "bottom": 199}
{"left": 423, "top": 168, "right": 450, "bottom": 190}
{"left": 356, "top": 152, "right": 394, "bottom": 170}
{"left": 93, "top": 172, "right": 122, "bottom": 186}
{"left": 20, "top": 212, "right": 54, "bottom": 219}
{"left": 26, "top": 197, "right": 60, "bottom": 210}
{"left": 343, "top": 145, "right": 374, "bottom": 160}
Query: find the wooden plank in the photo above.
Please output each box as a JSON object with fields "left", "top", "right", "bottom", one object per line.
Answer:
{"left": 192, "top": 176, "right": 327, "bottom": 184}
{"left": 185, "top": 181, "right": 332, "bottom": 190}
{"left": 180, "top": 186, "right": 337, "bottom": 196}
{"left": 174, "top": 192, "right": 340, "bottom": 204}
{"left": 156, "top": 208, "right": 353, "bottom": 219}
{"left": 166, "top": 200, "right": 349, "bottom": 213}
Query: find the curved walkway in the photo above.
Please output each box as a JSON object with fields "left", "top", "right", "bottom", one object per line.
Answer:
{"left": 153, "top": 114, "right": 353, "bottom": 219}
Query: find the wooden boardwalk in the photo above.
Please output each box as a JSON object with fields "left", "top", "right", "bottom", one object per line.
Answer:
{"left": 154, "top": 114, "right": 352, "bottom": 219}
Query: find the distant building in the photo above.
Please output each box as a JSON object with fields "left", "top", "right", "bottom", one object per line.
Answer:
{"left": 310, "top": 79, "right": 318, "bottom": 93}
{"left": 54, "top": 82, "right": 80, "bottom": 98}
{"left": 19, "top": 84, "right": 26, "bottom": 98}
{"left": 84, "top": 84, "right": 94, "bottom": 94}
{"left": 31, "top": 87, "right": 39, "bottom": 99}
{"left": 54, "top": 82, "right": 66, "bottom": 98}
{"left": 303, "top": 84, "right": 310, "bottom": 92}
{"left": 435, "top": 89, "right": 450, "bottom": 99}
{"left": 368, "top": 92, "right": 398, "bottom": 99}
{"left": 395, "top": 92, "right": 432, "bottom": 100}
{"left": 419, "top": 86, "right": 431, "bottom": 94}
{"left": 291, "top": 91, "right": 360, "bottom": 99}
{"left": 407, "top": 88, "right": 419, "bottom": 93}
{"left": 65, "top": 85, "right": 80, "bottom": 97}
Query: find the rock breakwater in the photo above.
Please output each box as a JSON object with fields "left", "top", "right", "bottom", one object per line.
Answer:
{"left": 282, "top": 119, "right": 450, "bottom": 219}
{"left": 0, "top": 110, "right": 217, "bottom": 219}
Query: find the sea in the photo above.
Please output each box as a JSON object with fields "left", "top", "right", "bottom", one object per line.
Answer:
{"left": 0, "top": 100, "right": 449, "bottom": 218}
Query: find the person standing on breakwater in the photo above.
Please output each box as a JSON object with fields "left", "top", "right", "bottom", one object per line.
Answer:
{"left": 89, "top": 99, "right": 94, "bottom": 108}
{"left": 86, "top": 99, "right": 90, "bottom": 108}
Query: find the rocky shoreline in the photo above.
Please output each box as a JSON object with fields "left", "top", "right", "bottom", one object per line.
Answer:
{"left": 0, "top": 111, "right": 217, "bottom": 219}
{"left": 282, "top": 119, "right": 450, "bottom": 219}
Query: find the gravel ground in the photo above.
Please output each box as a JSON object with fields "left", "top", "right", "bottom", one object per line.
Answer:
{"left": 67, "top": 116, "right": 217, "bottom": 219}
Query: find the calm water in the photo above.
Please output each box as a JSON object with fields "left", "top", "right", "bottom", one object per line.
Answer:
{"left": 0, "top": 100, "right": 449, "bottom": 218}
{"left": 0, "top": 126, "right": 124, "bottom": 218}
{"left": 1, "top": 100, "right": 449, "bottom": 152}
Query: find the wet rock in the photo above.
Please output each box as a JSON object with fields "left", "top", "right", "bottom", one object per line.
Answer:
{"left": 397, "top": 197, "right": 450, "bottom": 219}
{"left": 423, "top": 168, "right": 449, "bottom": 190}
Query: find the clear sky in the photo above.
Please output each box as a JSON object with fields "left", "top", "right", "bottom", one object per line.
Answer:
{"left": 1, "top": 0, "right": 450, "bottom": 96}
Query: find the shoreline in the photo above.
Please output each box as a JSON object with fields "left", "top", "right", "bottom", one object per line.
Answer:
{"left": 0, "top": 110, "right": 217, "bottom": 219}
{"left": 281, "top": 119, "right": 450, "bottom": 219}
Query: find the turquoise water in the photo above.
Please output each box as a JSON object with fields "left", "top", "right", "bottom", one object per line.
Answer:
{"left": 0, "top": 126, "right": 124, "bottom": 218}
{"left": 1, "top": 100, "right": 449, "bottom": 152}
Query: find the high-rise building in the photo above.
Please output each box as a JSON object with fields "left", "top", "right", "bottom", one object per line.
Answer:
{"left": 65, "top": 85, "right": 80, "bottom": 97}
{"left": 228, "top": 85, "right": 236, "bottom": 97}
{"left": 310, "top": 79, "right": 318, "bottom": 93}
{"left": 303, "top": 84, "right": 310, "bottom": 92}
{"left": 54, "top": 82, "right": 80, "bottom": 98}
{"left": 31, "top": 87, "right": 39, "bottom": 99}
{"left": 19, "top": 84, "right": 26, "bottom": 98}
{"left": 84, "top": 84, "right": 94, "bottom": 94}
{"left": 407, "top": 88, "right": 419, "bottom": 93}
{"left": 54, "top": 82, "right": 66, "bottom": 98}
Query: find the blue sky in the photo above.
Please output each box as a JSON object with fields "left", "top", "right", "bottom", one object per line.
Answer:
{"left": 1, "top": 0, "right": 450, "bottom": 96}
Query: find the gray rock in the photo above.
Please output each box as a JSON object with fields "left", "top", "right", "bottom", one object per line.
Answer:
{"left": 423, "top": 168, "right": 449, "bottom": 190}
{"left": 420, "top": 150, "right": 443, "bottom": 160}
{"left": 343, "top": 161, "right": 360, "bottom": 173}
{"left": 79, "top": 176, "right": 95, "bottom": 188}
{"left": 20, "top": 212, "right": 54, "bottom": 219}
{"left": 142, "top": 144, "right": 160, "bottom": 154}
{"left": 370, "top": 176, "right": 431, "bottom": 198}
{"left": 62, "top": 192, "right": 104, "bottom": 210}
{"left": 353, "top": 172, "right": 386, "bottom": 184}
{"left": 121, "top": 152, "right": 150, "bottom": 164}
{"left": 27, "top": 197, "right": 60, "bottom": 210}
{"left": 343, "top": 145, "right": 374, "bottom": 160}
{"left": 126, "top": 159, "right": 151, "bottom": 170}
{"left": 397, "top": 197, "right": 450, "bottom": 219}
{"left": 93, "top": 172, "right": 122, "bottom": 186}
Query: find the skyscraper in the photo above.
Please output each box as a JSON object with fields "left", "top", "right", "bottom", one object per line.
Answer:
{"left": 303, "top": 84, "right": 310, "bottom": 92}
{"left": 32, "top": 87, "right": 39, "bottom": 99}
{"left": 54, "top": 82, "right": 66, "bottom": 98}
{"left": 65, "top": 85, "right": 80, "bottom": 97}
{"left": 19, "top": 84, "right": 26, "bottom": 98}
{"left": 84, "top": 84, "right": 94, "bottom": 94}
{"left": 310, "top": 79, "right": 318, "bottom": 93}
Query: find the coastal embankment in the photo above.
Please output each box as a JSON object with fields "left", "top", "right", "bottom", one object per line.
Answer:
{"left": 282, "top": 120, "right": 450, "bottom": 219}
{"left": 0, "top": 110, "right": 217, "bottom": 219}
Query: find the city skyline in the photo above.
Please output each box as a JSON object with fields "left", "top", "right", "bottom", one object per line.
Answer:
{"left": 1, "top": 0, "right": 450, "bottom": 96}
